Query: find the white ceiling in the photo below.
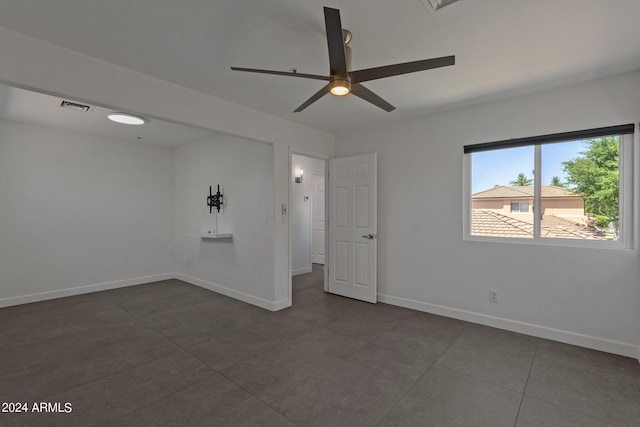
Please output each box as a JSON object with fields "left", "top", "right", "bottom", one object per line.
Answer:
{"left": 0, "top": 84, "right": 215, "bottom": 146}
{"left": 0, "top": 0, "right": 639, "bottom": 134}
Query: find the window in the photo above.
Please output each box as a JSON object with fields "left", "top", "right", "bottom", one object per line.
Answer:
{"left": 464, "top": 124, "right": 634, "bottom": 247}
{"left": 510, "top": 202, "right": 529, "bottom": 213}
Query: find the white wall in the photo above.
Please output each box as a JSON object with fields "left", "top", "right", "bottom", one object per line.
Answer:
{"left": 336, "top": 71, "right": 640, "bottom": 358}
{"left": 0, "top": 26, "right": 336, "bottom": 311}
{"left": 174, "top": 134, "right": 276, "bottom": 308}
{"left": 0, "top": 118, "right": 174, "bottom": 306}
{"left": 291, "top": 155, "right": 325, "bottom": 275}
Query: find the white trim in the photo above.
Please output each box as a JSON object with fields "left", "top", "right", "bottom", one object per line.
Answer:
{"left": 288, "top": 149, "right": 331, "bottom": 298}
{"left": 1, "top": 271, "right": 293, "bottom": 312}
{"left": 464, "top": 234, "right": 631, "bottom": 250}
{"left": 311, "top": 170, "right": 326, "bottom": 268}
{"left": 533, "top": 145, "right": 542, "bottom": 237}
{"left": 175, "top": 272, "right": 288, "bottom": 311}
{"left": 0, "top": 273, "right": 174, "bottom": 308}
{"left": 462, "top": 154, "right": 471, "bottom": 239}
{"left": 312, "top": 255, "right": 325, "bottom": 264}
{"left": 273, "top": 298, "right": 292, "bottom": 311}
{"left": 324, "top": 161, "right": 330, "bottom": 293}
{"left": 464, "top": 132, "right": 634, "bottom": 250}
{"left": 292, "top": 266, "right": 313, "bottom": 276}
{"left": 619, "top": 133, "right": 634, "bottom": 249}
{"left": 1, "top": 272, "right": 634, "bottom": 357}
{"left": 378, "top": 292, "right": 639, "bottom": 359}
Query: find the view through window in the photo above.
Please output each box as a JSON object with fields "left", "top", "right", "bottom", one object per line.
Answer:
{"left": 468, "top": 128, "right": 630, "bottom": 243}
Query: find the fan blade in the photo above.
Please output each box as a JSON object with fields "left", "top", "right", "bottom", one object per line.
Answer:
{"left": 231, "top": 67, "right": 330, "bottom": 81}
{"left": 294, "top": 84, "right": 331, "bottom": 112}
{"left": 323, "top": 7, "right": 348, "bottom": 77}
{"left": 350, "top": 55, "right": 455, "bottom": 83}
{"left": 350, "top": 84, "right": 395, "bottom": 112}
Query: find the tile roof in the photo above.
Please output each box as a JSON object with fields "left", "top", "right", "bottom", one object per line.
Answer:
{"left": 472, "top": 185, "right": 580, "bottom": 199}
{"left": 471, "top": 210, "right": 606, "bottom": 240}
{"left": 471, "top": 210, "right": 533, "bottom": 238}
{"left": 539, "top": 215, "right": 607, "bottom": 239}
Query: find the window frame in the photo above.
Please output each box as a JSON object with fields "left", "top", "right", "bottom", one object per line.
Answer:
{"left": 463, "top": 127, "right": 634, "bottom": 250}
{"left": 510, "top": 202, "right": 529, "bottom": 213}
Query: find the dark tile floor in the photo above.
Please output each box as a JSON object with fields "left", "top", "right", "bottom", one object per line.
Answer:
{"left": 1, "top": 264, "right": 639, "bottom": 426}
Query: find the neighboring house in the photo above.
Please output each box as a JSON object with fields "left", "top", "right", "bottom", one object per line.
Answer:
{"left": 472, "top": 185, "right": 584, "bottom": 217}
{"left": 471, "top": 185, "right": 605, "bottom": 239}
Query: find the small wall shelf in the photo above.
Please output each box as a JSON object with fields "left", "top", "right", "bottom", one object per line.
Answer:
{"left": 201, "top": 231, "right": 233, "bottom": 239}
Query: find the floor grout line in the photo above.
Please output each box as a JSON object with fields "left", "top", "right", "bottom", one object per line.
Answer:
{"left": 372, "top": 358, "right": 438, "bottom": 426}
{"left": 518, "top": 395, "right": 627, "bottom": 427}
{"left": 4, "top": 272, "right": 638, "bottom": 426}
{"left": 98, "top": 365, "right": 219, "bottom": 427}
{"left": 0, "top": 317, "right": 163, "bottom": 380}
{"left": 432, "top": 363, "right": 528, "bottom": 397}
{"left": 512, "top": 340, "right": 538, "bottom": 426}
{"left": 216, "top": 368, "right": 304, "bottom": 427}
{"left": 25, "top": 345, "right": 193, "bottom": 420}
{"left": 178, "top": 338, "right": 304, "bottom": 427}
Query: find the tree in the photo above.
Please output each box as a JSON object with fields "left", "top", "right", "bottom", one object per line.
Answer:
{"left": 563, "top": 136, "right": 619, "bottom": 223}
{"left": 550, "top": 176, "right": 564, "bottom": 187}
{"left": 509, "top": 173, "right": 533, "bottom": 186}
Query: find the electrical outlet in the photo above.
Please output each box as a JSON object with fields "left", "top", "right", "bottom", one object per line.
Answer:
{"left": 489, "top": 289, "right": 499, "bottom": 303}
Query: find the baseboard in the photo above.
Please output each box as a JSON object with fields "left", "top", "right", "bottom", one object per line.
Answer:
{"left": 273, "top": 298, "right": 292, "bottom": 311}
{"left": 175, "top": 273, "right": 288, "bottom": 312}
{"left": 0, "top": 273, "right": 175, "bottom": 308}
{"left": 378, "top": 293, "right": 639, "bottom": 359}
{"left": 292, "top": 266, "right": 312, "bottom": 276}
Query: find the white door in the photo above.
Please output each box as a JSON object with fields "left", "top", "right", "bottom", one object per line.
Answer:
{"left": 328, "top": 153, "right": 377, "bottom": 303}
{"left": 312, "top": 173, "right": 325, "bottom": 264}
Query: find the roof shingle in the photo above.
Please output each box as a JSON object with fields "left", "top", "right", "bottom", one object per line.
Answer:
{"left": 472, "top": 185, "right": 580, "bottom": 199}
{"left": 471, "top": 210, "right": 606, "bottom": 240}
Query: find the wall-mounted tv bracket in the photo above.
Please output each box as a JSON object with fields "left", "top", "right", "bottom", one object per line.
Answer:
{"left": 207, "top": 185, "right": 224, "bottom": 213}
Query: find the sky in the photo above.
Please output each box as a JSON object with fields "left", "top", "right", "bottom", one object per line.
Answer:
{"left": 471, "top": 140, "right": 586, "bottom": 193}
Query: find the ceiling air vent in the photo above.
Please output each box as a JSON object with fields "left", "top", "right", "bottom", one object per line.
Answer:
{"left": 59, "top": 100, "right": 93, "bottom": 113}
{"left": 420, "top": 0, "right": 464, "bottom": 13}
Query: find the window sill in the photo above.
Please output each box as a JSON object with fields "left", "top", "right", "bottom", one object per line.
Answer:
{"left": 464, "top": 234, "right": 632, "bottom": 251}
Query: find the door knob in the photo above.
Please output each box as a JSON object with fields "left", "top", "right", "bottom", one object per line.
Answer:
{"left": 362, "top": 234, "right": 375, "bottom": 239}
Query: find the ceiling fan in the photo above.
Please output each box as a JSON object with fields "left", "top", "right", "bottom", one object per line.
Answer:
{"left": 231, "top": 7, "right": 455, "bottom": 112}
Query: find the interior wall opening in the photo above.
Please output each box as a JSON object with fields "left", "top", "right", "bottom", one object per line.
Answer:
{"left": 290, "top": 153, "right": 327, "bottom": 305}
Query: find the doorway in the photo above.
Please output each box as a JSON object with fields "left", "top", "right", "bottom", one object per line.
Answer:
{"left": 291, "top": 154, "right": 326, "bottom": 277}
{"left": 289, "top": 152, "right": 378, "bottom": 306}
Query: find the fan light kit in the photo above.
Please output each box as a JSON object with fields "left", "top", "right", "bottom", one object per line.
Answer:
{"left": 231, "top": 7, "right": 455, "bottom": 112}
{"left": 107, "top": 113, "right": 147, "bottom": 125}
{"left": 329, "top": 79, "right": 351, "bottom": 96}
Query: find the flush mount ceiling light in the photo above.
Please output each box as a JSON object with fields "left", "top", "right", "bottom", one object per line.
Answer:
{"left": 107, "top": 112, "right": 147, "bottom": 125}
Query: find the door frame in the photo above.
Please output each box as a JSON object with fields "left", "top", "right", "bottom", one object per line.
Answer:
{"left": 310, "top": 171, "right": 326, "bottom": 265}
{"left": 288, "top": 148, "right": 330, "bottom": 300}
